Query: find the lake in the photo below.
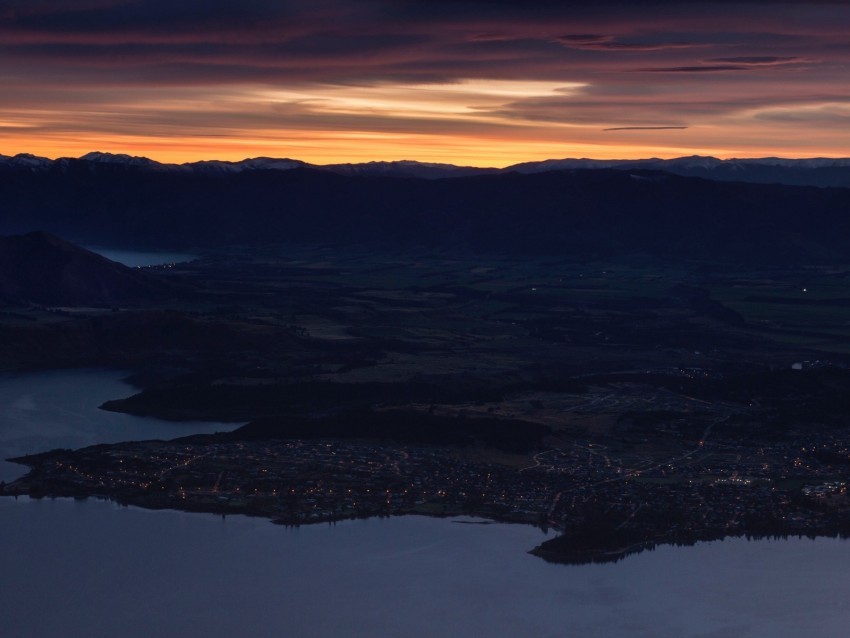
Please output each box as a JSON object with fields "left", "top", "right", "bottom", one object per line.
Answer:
{"left": 2, "top": 370, "right": 850, "bottom": 638}
{"left": 0, "top": 369, "right": 238, "bottom": 482}
{"left": 85, "top": 247, "right": 199, "bottom": 268}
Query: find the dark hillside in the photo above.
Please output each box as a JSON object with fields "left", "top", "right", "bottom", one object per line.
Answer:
{"left": 1, "top": 162, "right": 849, "bottom": 263}
{"left": 0, "top": 231, "right": 181, "bottom": 306}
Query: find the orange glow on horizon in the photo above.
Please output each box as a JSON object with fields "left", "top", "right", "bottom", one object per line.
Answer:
{"left": 5, "top": 122, "right": 849, "bottom": 168}
{"left": 3, "top": 76, "right": 849, "bottom": 166}
{"left": 6, "top": 134, "right": 847, "bottom": 168}
{"left": 2, "top": 3, "right": 850, "bottom": 166}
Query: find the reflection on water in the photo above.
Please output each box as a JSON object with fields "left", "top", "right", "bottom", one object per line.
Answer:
{"left": 2, "top": 371, "right": 850, "bottom": 637}
{"left": 85, "top": 247, "right": 198, "bottom": 267}
{"left": 0, "top": 369, "right": 237, "bottom": 481}
{"left": 3, "top": 499, "right": 850, "bottom": 638}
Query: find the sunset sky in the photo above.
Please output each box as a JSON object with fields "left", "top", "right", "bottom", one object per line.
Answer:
{"left": 2, "top": 0, "right": 849, "bottom": 166}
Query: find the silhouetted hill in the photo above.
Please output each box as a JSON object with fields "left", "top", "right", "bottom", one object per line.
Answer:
{"left": 7, "top": 151, "right": 850, "bottom": 186}
{"left": 507, "top": 155, "right": 850, "bottom": 188}
{"left": 2, "top": 165, "right": 850, "bottom": 263}
{"left": 0, "top": 231, "right": 181, "bottom": 306}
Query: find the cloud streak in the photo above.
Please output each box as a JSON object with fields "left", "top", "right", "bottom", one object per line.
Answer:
{"left": 709, "top": 56, "right": 804, "bottom": 65}
{"left": 603, "top": 126, "right": 688, "bottom": 131}
{"left": 635, "top": 65, "right": 751, "bottom": 73}
{"left": 555, "top": 34, "right": 696, "bottom": 52}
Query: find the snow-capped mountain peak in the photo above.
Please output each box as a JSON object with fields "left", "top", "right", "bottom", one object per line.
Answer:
{"left": 4, "top": 151, "right": 850, "bottom": 187}
{"left": 79, "top": 151, "right": 163, "bottom": 168}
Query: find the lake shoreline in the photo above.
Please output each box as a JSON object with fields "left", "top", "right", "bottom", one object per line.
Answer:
{"left": 7, "top": 454, "right": 850, "bottom": 566}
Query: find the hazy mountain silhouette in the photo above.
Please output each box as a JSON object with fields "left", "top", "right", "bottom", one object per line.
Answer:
{"left": 2, "top": 161, "right": 850, "bottom": 264}
{"left": 6, "top": 151, "right": 850, "bottom": 186}
{"left": 506, "top": 155, "right": 850, "bottom": 189}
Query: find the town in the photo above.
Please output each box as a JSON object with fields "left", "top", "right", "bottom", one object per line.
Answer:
{"left": 7, "top": 414, "right": 850, "bottom": 563}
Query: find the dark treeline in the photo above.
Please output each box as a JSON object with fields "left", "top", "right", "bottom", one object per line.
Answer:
{"left": 101, "top": 379, "right": 515, "bottom": 421}
{"left": 533, "top": 527, "right": 850, "bottom": 566}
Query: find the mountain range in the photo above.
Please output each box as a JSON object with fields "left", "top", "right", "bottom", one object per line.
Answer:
{"left": 4, "top": 151, "right": 850, "bottom": 187}
{"left": 3, "top": 160, "right": 850, "bottom": 264}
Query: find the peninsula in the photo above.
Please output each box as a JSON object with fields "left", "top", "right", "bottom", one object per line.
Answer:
{"left": 4, "top": 232, "right": 850, "bottom": 564}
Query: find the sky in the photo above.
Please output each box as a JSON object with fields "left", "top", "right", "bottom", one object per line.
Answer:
{"left": 1, "top": 0, "right": 849, "bottom": 166}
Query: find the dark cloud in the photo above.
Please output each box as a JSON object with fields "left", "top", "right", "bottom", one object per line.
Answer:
{"left": 755, "top": 108, "right": 850, "bottom": 124}
{"left": 0, "top": 1, "right": 841, "bottom": 89}
{"left": 2, "top": 0, "right": 850, "bottom": 160}
{"left": 484, "top": 89, "right": 850, "bottom": 127}
{"left": 469, "top": 33, "right": 517, "bottom": 42}
{"left": 556, "top": 35, "right": 606, "bottom": 43}
{"left": 708, "top": 56, "right": 804, "bottom": 64}
{"left": 555, "top": 35, "right": 695, "bottom": 52}
{"left": 4, "top": 0, "right": 296, "bottom": 36}
{"left": 636, "top": 56, "right": 810, "bottom": 72}
{"left": 636, "top": 65, "right": 751, "bottom": 73}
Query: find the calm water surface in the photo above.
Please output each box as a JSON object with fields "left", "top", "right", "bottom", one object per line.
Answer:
{"left": 0, "top": 369, "right": 238, "bottom": 481}
{"left": 85, "top": 247, "right": 198, "bottom": 267}
{"left": 2, "top": 370, "right": 850, "bottom": 638}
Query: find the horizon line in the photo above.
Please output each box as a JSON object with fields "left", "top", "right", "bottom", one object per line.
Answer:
{"left": 4, "top": 150, "right": 850, "bottom": 171}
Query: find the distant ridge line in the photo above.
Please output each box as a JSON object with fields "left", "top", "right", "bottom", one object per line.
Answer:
{"left": 3, "top": 151, "right": 850, "bottom": 187}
